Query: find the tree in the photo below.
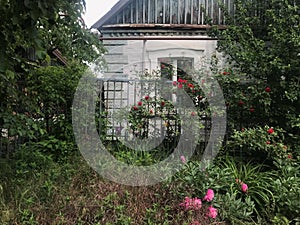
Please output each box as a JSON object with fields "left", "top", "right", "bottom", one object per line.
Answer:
{"left": 0, "top": 0, "right": 104, "bottom": 71}
{"left": 211, "top": 0, "right": 300, "bottom": 149}
{"left": 0, "top": 0, "right": 105, "bottom": 156}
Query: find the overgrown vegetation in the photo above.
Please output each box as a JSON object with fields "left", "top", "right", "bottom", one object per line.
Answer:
{"left": 1, "top": 0, "right": 299, "bottom": 224}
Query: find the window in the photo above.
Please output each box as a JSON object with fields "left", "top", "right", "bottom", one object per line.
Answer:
{"left": 158, "top": 57, "right": 194, "bottom": 81}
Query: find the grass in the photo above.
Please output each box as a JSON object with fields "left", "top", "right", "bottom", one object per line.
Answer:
{"left": 0, "top": 150, "right": 214, "bottom": 225}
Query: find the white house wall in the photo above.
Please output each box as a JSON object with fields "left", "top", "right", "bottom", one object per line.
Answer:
{"left": 103, "top": 37, "right": 218, "bottom": 79}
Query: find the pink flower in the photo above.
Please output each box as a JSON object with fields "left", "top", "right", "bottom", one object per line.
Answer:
{"left": 190, "top": 221, "right": 201, "bottom": 225}
{"left": 180, "top": 197, "right": 202, "bottom": 210}
{"left": 241, "top": 183, "right": 248, "bottom": 193}
{"left": 172, "top": 81, "right": 177, "bottom": 86}
{"left": 193, "top": 198, "right": 202, "bottom": 209}
{"left": 207, "top": 205, "right": 218, "bottom": 219}
{"left": 180, "top": 156, "right": 186, "bottom": 163}
{"left": 178, "top": 83, "right": 183, "bottom": 88}
{"left": 203, "top": 189, "right": 214, "bottom": 202}
{"left": 191, "top": 111, "right": 196, "bottom": 116}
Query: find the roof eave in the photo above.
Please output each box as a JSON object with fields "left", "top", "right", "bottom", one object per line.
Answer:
{"left": 91, "top": 0, "right": 131, "bottom": 29}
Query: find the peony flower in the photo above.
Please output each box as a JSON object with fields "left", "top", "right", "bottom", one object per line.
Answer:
{"left": 180, "top": 197, "right": 202, "bottom": 210}
{"left": 203, "top": 189, "right": 214, "bottom": 202}
{"left": 178, "top": 83, "right": 183, "bottom": 88}
{"left": 267, "top": 127, "right": 274, "bottom": 134}
{"left": 265, "top": 86, "right": 271, "bottom": 92}
{"left": 145, "top": 95, "right": 149, "bottom": 100}
{"left": 180, "top": 156, "right": 186, "bottom": 163}
{"left": 138, "top": 101, "right": 142, "bottom": 106}
{"left": 133, "top": 106, "right": 138, "bottom": 111}
{"left": 193, "top": 198, "right": 202, "bottom": 209}
{"left": 241, "top": 183, "right": 248, "bottom": 193}
{"left": 190, "top": 221, "right": 201, "bottom": 225}
{"left": 207, "top": 205, "right": 218, "bottom": 219}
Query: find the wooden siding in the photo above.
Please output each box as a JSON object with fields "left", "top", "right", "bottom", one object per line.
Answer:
{"left": 108, "top": 0, "right": 234, "bottom": 26}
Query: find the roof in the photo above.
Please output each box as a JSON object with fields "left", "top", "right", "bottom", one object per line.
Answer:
{"left": 92, "top": 0, "right": 233, "bottom": 31}
{"left": 92, "top": 0, "right": 131, "bottom": 29}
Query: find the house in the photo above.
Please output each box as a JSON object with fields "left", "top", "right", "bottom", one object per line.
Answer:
{"left": 91, "top": 0, "right": 232, "bottom": 142}
{"left": 92, "top": 0, "right": 234, "bottom": 80}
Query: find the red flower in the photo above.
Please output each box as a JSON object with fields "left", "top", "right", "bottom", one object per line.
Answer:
{"left": 266, "top": 141, "right": 271, "bottom": 145}
{"left": 138, "top": 101, "right": 142, "bottom": 106}
{"left": 145, "top": 95, "right": 149, "bottom": 100}
{"left": 150, "top": 109, "right": 154, "bottom": 114}
{"left": 238, "top": 100, "right": 244, "bottom": 106}
{"left": 172, "top": 81, "right": 177, "bottom": 86}
{"left": 161, "top": 64, "right": 165, "bottom": 69}
{"left": 249, "top": 107, "right": 255, "bottom": 112}
{"left": 178, "top": 78, "right": 184, "bottom": 83}
{"left": 133, "top": 106, "right": 138, "bottom": 111}
{"left": 178, "top": 83, "right": 183, "bottom": 89}
{"left": 265, "top": 86, "right": 271, "bottom": 92}
{"left": 287, "top": 154, "right": 292, "bottom": 159}
{"left": 267, "top": 127, "right": 274, "bottom": 134}
{"left": 188, "top": 83, "right": 194, "bottom": 88}
{"left": 191, "top": 111, "right": 196, "bottom": 116}
{"left": 161, "top": 101, "right": 165, "bottom": 107}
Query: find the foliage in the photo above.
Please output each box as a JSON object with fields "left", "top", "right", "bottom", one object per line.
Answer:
{"left": 271, "top": 158, "right": 300, "bottom": 223}
{"left": 211, "top": 0, "right": 300, "bottom": 144}
{"left": 106, "top": 142, "right": 157, "bottom": 166}
{"left": 215, "top": 192, "right": 255, "bottom": 224}
{"left": 217, "top": 157, "right": 275, "bottom": 219}
{"left": 167, "top": 156, "right": 279, "bottom": 224}
{"left": 0, "top": 0, "right": 104, "bottom": 72}
{"left": 0, "top": 0, "right": 105, "bottom": 157}
{"left": 224, "top": 125, "right": 292, "bottom": 163}
{"left": 128, "top": 95, "right": 180, "bottom": 140}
